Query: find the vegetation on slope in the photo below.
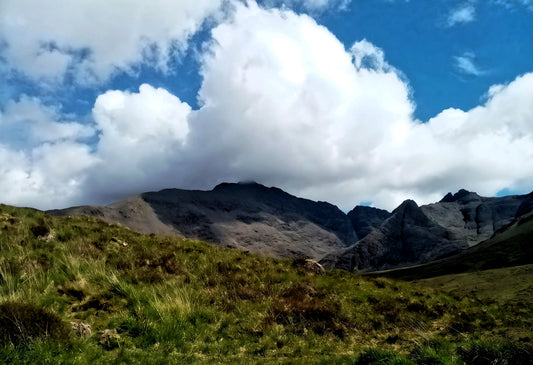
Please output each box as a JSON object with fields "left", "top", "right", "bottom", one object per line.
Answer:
{"left": 0, "top": 204, "right": 532, "bottom": 364}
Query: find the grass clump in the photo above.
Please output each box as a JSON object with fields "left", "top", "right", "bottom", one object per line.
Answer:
{"left": 458, "top": 340, "right": 533, "bottom": 365}
{"left": 353, "top": 348, "right": 413, "bottom": 364}
{"left": 0, "top": 301, "right": 69, "bottom": 346}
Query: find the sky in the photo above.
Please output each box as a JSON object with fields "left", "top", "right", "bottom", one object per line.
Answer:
{"left": 0, "top": 0, "right": 532, "bottom": 212}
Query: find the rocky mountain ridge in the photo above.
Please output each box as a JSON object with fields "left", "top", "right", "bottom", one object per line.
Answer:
{"left": 49, "top": 182, "right": 356, "bottom": 260}
{"left": 323, "top": 189, "right": 533, "bottom": 271}
{"left": 48, "top": 183, "right": 533, "bottom": 271}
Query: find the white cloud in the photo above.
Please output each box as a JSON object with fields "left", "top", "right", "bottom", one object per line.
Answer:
{"left": 0, "top": 2, "right": 532, "bottom": 213}
{"left": 84, "top": 84, "right": 192, "bottom": 202}
{"left": 0, "top": 0, "right": 222, "bottom": 84}
{"left": 0, "top": 98, "right": 97, "bottom": 208}
{"left": 447, "top": 3, "right": 476, "bottom": 26}
{"left": 261, "top": 0, "right": 351, "bottom": 11}
{"left": 187, "top": 2, "right": 413, "bottom": 195}
{"left": 453, "top": 52, "right": 483, "bottom": 76}
{"left": 351, "top": 40, "right": 391, "bottom": 72}
{"left": 0, "top": 97, "right": 94, "bottom": 150}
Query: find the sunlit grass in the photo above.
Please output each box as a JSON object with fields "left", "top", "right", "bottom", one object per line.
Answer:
{"left": 0, "top": 203, "right": 532, "bottom": 363}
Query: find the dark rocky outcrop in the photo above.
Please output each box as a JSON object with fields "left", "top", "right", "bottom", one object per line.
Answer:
{"left": 49, "top": 182, "right": 356, "bottom": 260}
{"left": 322, "top": 200, "right": 466, "bottom": 271}
{"left": 422, "top": 189, "right": 528, "bottom": 246}
{"left": 322, "top": 189, "right": 532, "bottom": 272}
{"left": 347, "top": 205, "right": 390, "bottom": 240}
{"left": 516, "top": 192, "right": 533, "bottom": 219}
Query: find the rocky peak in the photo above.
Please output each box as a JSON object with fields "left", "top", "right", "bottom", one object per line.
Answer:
{"left": 347, "top": 205, "right": 390, "bottom": 240}
{"left": 391, "top": 199, "right": 421, "bottom": 217}
{"left": 214, "top": 181, "right": 267, "bottom": 192}
{"left": 440, "top": 189, "right": 481, "bottom": 203}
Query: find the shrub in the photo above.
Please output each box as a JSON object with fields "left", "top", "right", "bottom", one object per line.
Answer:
{"left": 0, "top": 301, "right": 69, "bottom": 346}
{"left": 29, "top": 218, "right": 50, "bottom": 238}
{"left": 269, "top": 282, "right": 346, "bottom": 337}
{"left": 458, "top": 340, "right": 533, "bottom": 365}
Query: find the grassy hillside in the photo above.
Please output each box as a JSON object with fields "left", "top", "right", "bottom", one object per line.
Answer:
{"left": 1, "top": 204, "right": 532, "bottom": 364}
{"left": 415, "top": 264, "right": 533, "bottom": 303}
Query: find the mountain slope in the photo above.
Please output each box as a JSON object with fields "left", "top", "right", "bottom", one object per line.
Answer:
{"left": 421, "top": 189, "right": 528, "bottom": 246}
{"left": 49, "top": 185, "right": 532, "bottom": 271}
{"left": 49, "top": 182, "right": 357, "bottom": 260}
{"left": 323, "top": 190, "right": 532, "bottom": 272}
{"left": 321, "top": 200, "right": 467, "bottom": 271}
{"left": 364, "top": 210, "right": 533, "bottom": 280}
{"left": 347, "top": 205, "right": 390, "bottom": 240}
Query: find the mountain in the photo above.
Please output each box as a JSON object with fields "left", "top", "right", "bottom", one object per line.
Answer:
{"left": 364, "top": 206, "right": 533, "bottom": 280}
{"left": 321, "top": 200, "right": 467, "bottom": 271}
{"left": 48, "top": 182, "right": 357, "bottom": 260}
{"left": 321, "top": 189, "right": 533, "bottom": 272}
{"left": 347, "top": 205, "right": 390, "bottom": 240}
{"left": 421, "top": 189, "right": 528, "bottom": 246}
{"left": 49, "top": 184, "right": 532, "bottom": 271}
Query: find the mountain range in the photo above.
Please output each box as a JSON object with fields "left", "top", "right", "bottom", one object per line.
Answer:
{"left": 48, "top": 183, "right": 533, "bottom": 272}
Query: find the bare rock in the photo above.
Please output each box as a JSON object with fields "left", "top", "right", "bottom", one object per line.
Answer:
{"left": 99, "top": 329, "right": 120, "bottom": 349}
{"left": 70, "top": 321, "right": 91, "bottom": 338}
{"left": 423, "top": 189, "right": 529, "bottom": 246}
{"left": 292, "top": 258, "right": 326, "bottom": 275}
{"left": 323, "top": 200, "right": 467, "bottom": 271}
{"left": 347, "top": 205, "right": 390, "bottom": 240}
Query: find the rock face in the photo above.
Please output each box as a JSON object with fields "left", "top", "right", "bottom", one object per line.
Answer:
{"left": 421, "top": 189, "right": 528, "bottom": 246}
{"left": 321, "top": 189, "right": 533, "bottom": 272}
{"left": 322, "top": 200, "right": 467, "bottom": 271}
{"left": 49, "top": 182, "right": 357, "bottom": 260}
{"left": 347, "top": 206, "right": 390, "bottom": 240}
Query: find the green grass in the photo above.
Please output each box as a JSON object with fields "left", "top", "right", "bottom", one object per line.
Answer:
{"left": 0, "top": 204, "right": 532, "bottom": 364}
{"left": 414, "top": 264, "right": 533, "bottom": 303}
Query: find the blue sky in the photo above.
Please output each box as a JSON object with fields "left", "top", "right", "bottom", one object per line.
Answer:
{"left": 0, "top": 0, "right": 532, "bottom": 210}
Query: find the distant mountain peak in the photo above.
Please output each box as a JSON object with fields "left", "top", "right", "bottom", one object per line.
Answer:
{"left": 349, "top": 205, "right": 390, "bottom": 214}
{"left": 213, "top": 181, "right": 266, "bottom": 191}
{"left": 392, "top": 199, "right": 419, "bottom": 215}
{"left": 440, "top": 189, "right": 480, "bottom": 203}
{"left": 440, "top": 192, "right": 455, "bottom": 203}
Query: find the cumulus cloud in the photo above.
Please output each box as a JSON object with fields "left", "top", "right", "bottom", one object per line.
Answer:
{"left": 186, "top": 3, "right": 413, "bottom": 198}
{"left": 351, "top": 40, "right": 391, "bottom": 72}
{"left": 85, "top": 84, "right": 191, "bottom": 201}
{"left": 0, "top": 1, "right": 532, "bottom": 212}
{"left": 0, "top": 97, "right": 93, "bottom": 150}
{"left": 0, "top": 98, "right": 96, "bottom": 208}
{"left": 447, "top": 3, "right": 476, "bottom": 26}
{"left": 0, "top": 0, "right": 222, "bottom": 84}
